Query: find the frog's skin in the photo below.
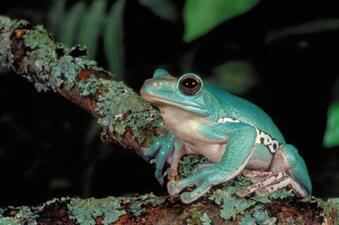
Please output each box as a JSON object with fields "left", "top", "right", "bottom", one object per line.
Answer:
{"left": 140, "top": 69, "right": 312, "bottom": 204}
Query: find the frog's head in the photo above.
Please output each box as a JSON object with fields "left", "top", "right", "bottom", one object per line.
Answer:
{"left": 141, "top": 69, "right": 216, "bottom": 117}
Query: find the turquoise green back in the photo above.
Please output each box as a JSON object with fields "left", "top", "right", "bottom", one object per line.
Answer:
{"left": 205, "top": 84, "right": 286, "bottom": 144}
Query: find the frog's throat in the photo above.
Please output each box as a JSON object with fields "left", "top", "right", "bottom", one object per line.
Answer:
{"left": 140, "top": 91, "right": 209, "bottom": 116}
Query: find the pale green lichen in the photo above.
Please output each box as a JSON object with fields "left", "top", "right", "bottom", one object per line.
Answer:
{"left": 67, "top": 197, "right": 126, "bottom": 225}
{"left": 95, "top": 78, "right": 164, "bottom": 146}
{"left": 200, "top": 213, "right": 212, "bottom": 225}
{"left": 239, "top": 214, "right": 256, "bottom": 225}
{"left": 0, "top": 16, "right": 28, "bottom": 68}
{"left": 220, "top": 198, "right": 256, "bottom": 220}
{"left": 15, "top": 207, "right": 37, "bottom": 225}
{"left": 0, "top": 218, "right": 20, "bottom": 225}
{"left": 67, "top": 193, "right": 165, "bottom": 225}
{"left": 252, "top": 205, "right": 276, "bottom": 225}
{"left": 269, "top": 189, "right": 294, "bottom": 200}
{"left": 0, "top": 16, "right": 104, "bottom": 93}
{"left": 128, "top": 193, "right": 166, "bottom": 217}
{"left": 186, "top": 206, "right": 204, "bottom": 225}
{"left": 78, "top": 74, "right": 98, "bottom": 96}
{"left": 318, "top": 198, "right": 339, "bottom": 224}
{"left": 207, "top": 176, "right": 297, "bottom": 223}
{"left": 178, "top": 155, "right": 210, "bottom": 179}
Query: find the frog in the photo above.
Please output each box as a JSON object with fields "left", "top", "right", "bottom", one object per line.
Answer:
{"left": 140, "top": 68, "right": 312, "bottom": 204}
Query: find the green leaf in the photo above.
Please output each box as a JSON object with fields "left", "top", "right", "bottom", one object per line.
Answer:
{"left": 209, "top": 60, "right": 257, "bottom": 94}
{"left": 266, "top": 19, "right": 339, "bottom": 43}
{"left": 323, "top": 102, "right": 339, "bottom": 148}
{"left": 139, "top": 0, "right": 178, "bottom": 22}
{"left": 183, "top": 0, "right": 260, "bottom": 42}
{"left": 60, "top": 1, "right": 86, "bottom": 47}
{"left": 48, "top": 0, "right": 66, "bottom": 38}
{"left": 104, "top": 0, "right": 126, "bottom": 80}
{"left": 78, "top": 0, "right": 107, "bottom": 59}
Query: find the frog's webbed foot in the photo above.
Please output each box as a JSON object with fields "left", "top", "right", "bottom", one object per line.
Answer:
{"left": 144, "top": 134, "right": 175, "bottom": 185}
{"left": 167, "top": 165, "right": 227, "bottom": 203}
{"left": 236, "top": 171, "right": 307, "bottom": 197}
{"left": 166, "top": 142, "right": 186, "bottom": 181}
{"left": 242, "top": 169, "right": 274, "bottom": 180}
{"left": 144, "top": 134, "right": 185, "bottom": 185}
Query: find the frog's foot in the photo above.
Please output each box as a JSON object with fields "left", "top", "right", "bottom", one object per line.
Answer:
{"left": 166, "top": 143, "right": 186, "bottom": 181}
{"left": 242, "top": 169, "right": 274, "bottom": 180}
{"left": 181, "top": 170, "right": 234, "bottom": 204}
{"left": 154, "top": 142, "right": 174, "bottom": 185}
{"left": 168, "top": 166, "right": 229, "bottom": 203}
{"left": 236, "top": 172, "right": 307, "bottom": 197}
{"left": 191, "top": 163, "right": 214, "bottom": 174}
{"left": 256, "top": 176, "right": 306, "bottom": 197}
{"left": 144, "top": 134, "right": 176, "bottom": 185}
{"left": 167, "top": 166, "right": 215, "bottom": 196}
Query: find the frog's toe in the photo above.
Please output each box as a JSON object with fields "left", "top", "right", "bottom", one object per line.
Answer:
{"left": 167, "top": 180, "right": 182, "bottom": 196}
{"left": 180, "top": 192, "right": 193, "bottom": 204}
{"left": 155, "top": 170, "right": 165, "bottom": 186}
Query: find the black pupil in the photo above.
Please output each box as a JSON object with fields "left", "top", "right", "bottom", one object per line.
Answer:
{"left": 180, "top": 77, "right": 201, "bottom": 95}
{"left": 183, "top": 78, "right": 198, "bottom": 89}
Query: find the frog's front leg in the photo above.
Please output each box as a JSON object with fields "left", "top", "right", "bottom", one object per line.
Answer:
{"left": 144, "top": 133, "right": 184, "bottom": 185}
{"left": 168, "top": 123, "right": 257, "bottom": 203}
{"left": 144, "top": 134, "right": 175, "bottom": 185}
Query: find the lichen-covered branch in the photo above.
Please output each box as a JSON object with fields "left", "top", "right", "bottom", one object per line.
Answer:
{"left": 0, "top": 177, "right": 338, "bottom": 225}
{"left": 0, "top": 15, "right": 166, "bottom": 156}
{"left": 0, "top": 15, "right": 338, "bottom": 225}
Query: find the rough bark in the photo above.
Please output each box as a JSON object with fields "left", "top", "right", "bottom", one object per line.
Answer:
{"left": 0, "top": 16, "right": 338, "bottom": 225}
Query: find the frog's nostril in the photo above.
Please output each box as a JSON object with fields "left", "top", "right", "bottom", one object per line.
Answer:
{"left": 152, "top": 81, "right": 163, "bottom": 86}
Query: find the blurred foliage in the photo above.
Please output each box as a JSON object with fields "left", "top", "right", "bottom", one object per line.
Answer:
{"left": 48, "top": 0, "right": 125, "bottom": 80}
{"left": 183, "top": 0, "right": 260, "bottom": 42}
{"left": 104, "top": 0, "right": 125, "bottom": 80}
{"left": 323, "top": 103, "right": 339, "bottom": 148}
{"left": 209, "top": 61, "right": 257, "bottom": 95}
{"left": 47, "top": 0, "right": 66, "bottom": 37}
{"left": 264, "top": 18, "right": 339, "bottom": 148}
{"left": 139, "top": 0, "right": 178, "bottom": 22}
{"left": 78, "top": 0, "right": 106, "bottom": 59}
{"left": 267, "top": 18, "right": 339, "bottom": 43}
{"left": 60, "top": 1, "right": 86, "bottom": 48}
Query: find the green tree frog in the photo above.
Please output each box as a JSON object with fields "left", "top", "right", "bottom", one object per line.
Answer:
{"left": 140, "top": 69, "right": 312, "bottom": 204}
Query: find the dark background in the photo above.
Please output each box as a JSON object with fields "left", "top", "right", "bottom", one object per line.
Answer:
{"left": 0, "top": 0, "right": 338, "bottom": 206}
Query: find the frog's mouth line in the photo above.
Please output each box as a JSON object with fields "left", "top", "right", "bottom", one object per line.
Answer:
{"left": 140, "top": 91, "right": 208, "bottom": 116}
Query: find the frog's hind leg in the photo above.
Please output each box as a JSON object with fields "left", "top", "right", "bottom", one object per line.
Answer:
{"left": 237, "top": 144, "right": 312, "bottom": 197}
{"left": 280, "top": 144, "right": 312, "bottom": 195}
{"left": 144, "top": 134, "right": 176, "bottom": 185}
{"left": 236, "top": 171, "right": 306, "bottom": 197}
{"left": 242, "top": 169, "right": 275, "bottom": 180}
{"left": 256, "top": 175, "right": 306, "bottom": 196}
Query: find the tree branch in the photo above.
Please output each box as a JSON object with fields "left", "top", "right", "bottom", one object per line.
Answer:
{"left": 0, "top": 15, "right": 338, "bottom": 225}
{"left": 0, "top": 15, "right": 166, "bottom": 157}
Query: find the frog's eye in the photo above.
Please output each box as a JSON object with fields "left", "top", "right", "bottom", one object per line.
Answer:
{"left": 179, "top": 75, "right": 202, "bottom": 95}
